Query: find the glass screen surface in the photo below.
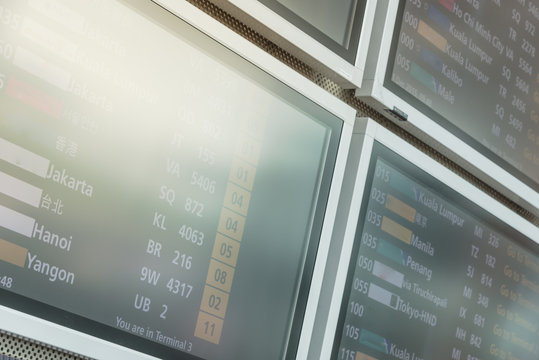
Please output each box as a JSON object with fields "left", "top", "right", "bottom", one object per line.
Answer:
{"left": 258, "top": 0, "right": 368, "bottom": 63}
{"left": 274, "top": 0, "right": 358, "bottom": 47}
{"left": 0, "top": 1, "right": 343, "bottom": 359}
{"left": 333, "top": 142, "right": 539, "bottom": 360}
{"left": 387, "top": 0, "right": 539, "bottom": 188}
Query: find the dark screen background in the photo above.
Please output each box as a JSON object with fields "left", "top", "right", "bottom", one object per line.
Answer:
{"left": 333, "top": 142, "right": 539, "bottom": 360}
{"left": 387, "top": 0, "right": 539, "bottom": 189}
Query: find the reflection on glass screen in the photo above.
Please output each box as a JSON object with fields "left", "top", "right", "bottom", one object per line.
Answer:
{"left": 0, "top": 1, "right": 342, "bottom": 359}
{"left": 276, "top": 0, "right": 359, "bottom": 47}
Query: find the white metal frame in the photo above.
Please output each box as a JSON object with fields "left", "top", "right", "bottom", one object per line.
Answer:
{"left": 0, "top": 0, "right": 357, "bottom": 359}
{"left": 312, "top": 117, "right": 539, "bottom": 359}
{"left": 204, "top": 0, "right": 378, "bottom": 89}
{"left": 357, "top": 0, "right": 539, "bottom": 216}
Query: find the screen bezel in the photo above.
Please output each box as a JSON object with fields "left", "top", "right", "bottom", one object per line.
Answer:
{"left": 206, "top": 0, "right": 377, "bottom": 88}
{"left": 356, "top": 0, "right": 539, "bottom": 213}
{"left": 0, "top": 1, "right": 357, "bottom": 359}
{"left": 316, "top": 118, "right": 539, "bottom": 359}
{"left": 256, "top": 0, "right": 366, "bottom": 63}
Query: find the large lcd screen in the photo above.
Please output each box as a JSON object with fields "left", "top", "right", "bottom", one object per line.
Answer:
{"left": 333, "top": 142, "right": 539, "bottom": 360}
{"left": 387, "top": 0, "right": 539, "bottom": 188}
{"left": 257, "top": 0, "right": 368, "bottom": 63}
{"left": 0, "top": 1, "right": 345, "bottom": 359}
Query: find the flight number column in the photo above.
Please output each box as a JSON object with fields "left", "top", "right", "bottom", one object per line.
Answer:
{"left": 451, "top": 224, "right": 497, "bottom": 360}
{"left": 134, "top": 130, "right": 197, "bottom": 327}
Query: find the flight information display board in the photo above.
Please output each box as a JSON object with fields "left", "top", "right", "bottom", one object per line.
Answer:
{"left": 333, "top": 143, "right": 539, "bottom": 360}
{"left": 0, "top": 1, "right": 345, "bottom": 359}
{"left": 257, "top": 0, "right": 368, "bottom": 63}
{"left": 387, "top": 0, "right": 539, "bottom": 187}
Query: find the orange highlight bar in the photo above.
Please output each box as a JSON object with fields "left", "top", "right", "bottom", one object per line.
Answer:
{"left": 386, "top": 194, "right": 416, "bottom": 223}
{"left": 200, "top": 285, "right": 230, "bottom": 319}
{"left": 418, "top": 20, "right": 447, "bottom": 52}
{"left": 217, "top": 208, "right": 245, "bottom": 242}
{"left": 206, "top": 259, "right": 235, "bottom": 293}
{"left": 356, "top": 351, "right": 379, "bottom": 360}
{"left": 381, "top": 217, "right": 412, "bottom": 244}
{"left": 235, "top": 135, "right": 262, "bottom": 165}
{"left": 212, "top": 234, "right": 240, "bottom": 267}
{"left": 223, "top": 182, "right": 251, "bottom": 216}
{"left": 0, "top": 238, "right": 28, "bottom": 267}
{"left": 229, "top": 158, "right": 256, "bottom": 191}
{"left": 194, "top": 311, "right": 224, "bottom": 344}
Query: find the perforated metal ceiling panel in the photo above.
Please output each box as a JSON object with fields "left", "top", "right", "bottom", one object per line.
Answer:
{"left": 0, "top": 332, "right": 90, "bottom": 360}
